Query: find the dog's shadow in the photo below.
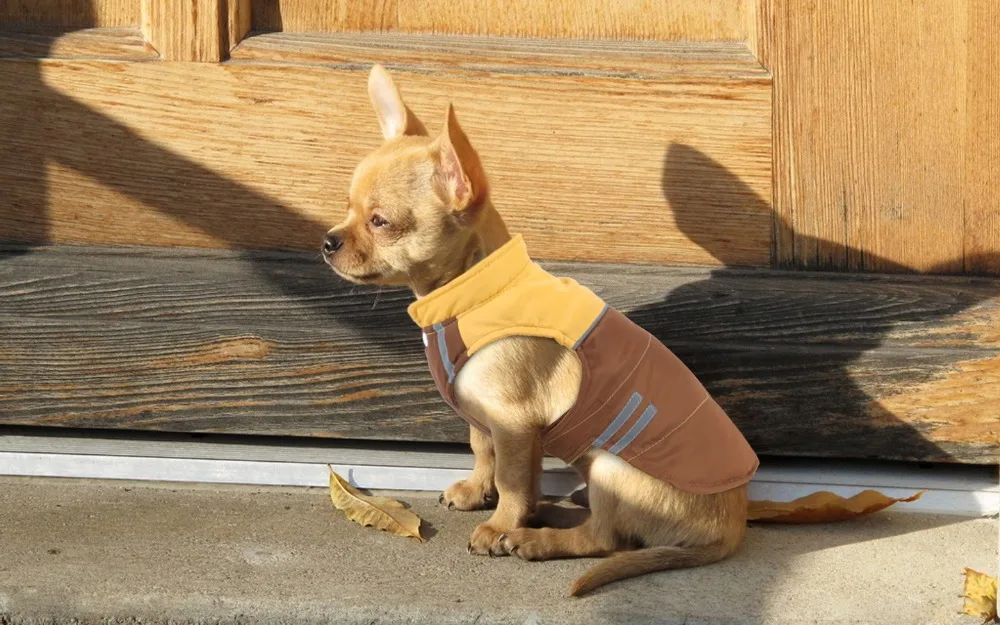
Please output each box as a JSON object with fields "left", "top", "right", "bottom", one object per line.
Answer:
{"left": 622, "top": 143, "right": 1000, "bottom": 464}
{"left": 578, "top": 510, "right": 967, "bottom": 621}
{"left": 531, "top": 490, "right": 967, "bottom": 619}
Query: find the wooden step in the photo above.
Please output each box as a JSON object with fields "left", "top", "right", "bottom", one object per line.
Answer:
{"left": 0, "top": 29, "right": 771, "bottom": 267}
{"left": 1, "top": 245, "right": 997, "bottom": 464}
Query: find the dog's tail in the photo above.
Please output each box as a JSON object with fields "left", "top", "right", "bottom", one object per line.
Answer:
{"left": 569, "top": 542, "right": 732, "bottom": 597}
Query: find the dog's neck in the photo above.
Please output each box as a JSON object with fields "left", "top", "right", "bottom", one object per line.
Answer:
{"left": 410, "top": 201, "right": 511, "bottom": 299}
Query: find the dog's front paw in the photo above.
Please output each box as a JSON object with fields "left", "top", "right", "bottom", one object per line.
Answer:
{"left": 439, "top": 479, "right": 497, "bottom": 511}
{"left": 467, "top": 522, "right": 508, "bottom": 557}
{"left": 498, "top": 528, "right": 550, "bottom": 561}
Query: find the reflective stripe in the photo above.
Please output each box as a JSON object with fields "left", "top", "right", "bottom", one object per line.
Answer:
{"left": 608, "top": 403, "right": 658, "bottom": 455}
{"left": 573, "top": 304, "right": 609, "bottom": 350}
{"left": 592, "top": 391, "right": 642, "bottom": 450}
{"left": 434, "top": 323, "right": 456, "bottom": 384}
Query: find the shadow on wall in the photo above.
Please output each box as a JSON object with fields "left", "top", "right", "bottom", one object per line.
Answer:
{"left": 656, "top": 143, "right": 999, "bottom": 463}
{"left": 0, "top": 17, "right": 415, "bottom": 343}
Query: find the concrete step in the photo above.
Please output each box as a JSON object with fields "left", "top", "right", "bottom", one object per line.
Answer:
{"left": 0, "top": 476, "right": 995, "bottom": 625}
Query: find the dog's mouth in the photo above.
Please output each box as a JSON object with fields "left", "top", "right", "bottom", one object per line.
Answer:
{"left": 322, "top": 255, "right": 377, "bottom": 283}
{"left": 330, "top": 266, "right": 383, "bottom": 284}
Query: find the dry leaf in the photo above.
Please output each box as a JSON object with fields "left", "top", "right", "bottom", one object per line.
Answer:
{"left": 747, "top": 489, "right": 924, "bottom": 523}
{"left": 328, "top": 466, "right": 423, "bottom": 541}
{"left": 962, "top": 568, "right": 998, "bottom": 623}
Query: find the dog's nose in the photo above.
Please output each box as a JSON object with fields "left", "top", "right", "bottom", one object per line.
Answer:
{"left": 322, "top": 234, "right": 343, "bottom": 256}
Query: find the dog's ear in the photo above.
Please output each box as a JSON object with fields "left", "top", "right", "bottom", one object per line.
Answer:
{"left": 433, "top": 103, "right": 487, "bottom": 217}
{"left": 367, "top": 64, "right": 428, "bottom": 140}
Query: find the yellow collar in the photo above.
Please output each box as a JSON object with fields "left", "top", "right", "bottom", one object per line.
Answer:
{"left": 407, "top": 235, "right": 532, "bottom": 328}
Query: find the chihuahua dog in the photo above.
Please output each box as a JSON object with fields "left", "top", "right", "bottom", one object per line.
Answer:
{"left": 323, "top": 65, "right": 753, "bottom": 597}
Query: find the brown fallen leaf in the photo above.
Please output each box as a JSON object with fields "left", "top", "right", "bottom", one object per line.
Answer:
{"left": 747, "top": 489, "right": 925, "bottom": 524}
{"left": 962, "top": 568, "right": 998, "bottom": 623}
{"left": 328, "top": 466, "right": 423, "bottom": 541}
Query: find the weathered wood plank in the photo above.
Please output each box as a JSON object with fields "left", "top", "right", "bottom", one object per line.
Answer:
{"left": 0, "top": 36, "right": 772, "bottom": 267}
{"left": 1, "top": 246, "right": 997, "bottom": 463}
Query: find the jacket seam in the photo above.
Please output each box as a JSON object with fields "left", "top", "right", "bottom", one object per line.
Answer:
{"left": 543, "top": 333, "right": 653, "bottom": 446}
{"left": 626, "top": 394, "right": 709, "bottom": 462}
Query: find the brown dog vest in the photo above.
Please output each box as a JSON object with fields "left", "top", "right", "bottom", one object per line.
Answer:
{"left": 408, "top": 235, "right": 759, "bottom": 494}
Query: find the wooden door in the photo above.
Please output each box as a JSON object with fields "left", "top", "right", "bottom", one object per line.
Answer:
{"left": 0, "top": 1, "right": 996, "bottom": 463}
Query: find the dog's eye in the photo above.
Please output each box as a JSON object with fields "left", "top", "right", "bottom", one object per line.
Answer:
{"left": 369, "top": 214, "right": 389, "bottom": 228}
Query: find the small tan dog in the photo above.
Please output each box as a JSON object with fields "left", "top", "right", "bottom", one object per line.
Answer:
{"left": 323, "top": 65, "right": 751, "bottom": 597}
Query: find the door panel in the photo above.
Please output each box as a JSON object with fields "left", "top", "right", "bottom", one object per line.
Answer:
{"left": 772, "top": 0, "right": 999, "bottom": 275}
{"left": 0, "top": 0, "right": 139, "bottom": 28}
{"left": 965, "top": 0, "right": 1000, "bottom": 275}
{"left": 0, "top": 23, "right": 773, "bottom": 266}
{"left": 252, "top": 0, "right": 754, "bottom": 41}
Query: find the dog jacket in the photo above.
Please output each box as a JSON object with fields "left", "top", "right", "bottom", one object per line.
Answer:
{"left": 408, "top": 235, "right": 759, "bottom": 495}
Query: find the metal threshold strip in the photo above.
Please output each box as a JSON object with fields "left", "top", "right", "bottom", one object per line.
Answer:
{"left": 0, "top": 427, "right": 996, "bottom": 517}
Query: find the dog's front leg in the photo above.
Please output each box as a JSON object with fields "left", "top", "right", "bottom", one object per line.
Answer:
{"left": 440, "top": 425, "right": 497, "bottom": 511}
{"left": 467, "top": 425, "right": 541, "bottom": 556}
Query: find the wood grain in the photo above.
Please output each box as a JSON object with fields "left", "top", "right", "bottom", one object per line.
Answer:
{"left": 772, "top": 0, "right": 999, "bottom": 276}
{"left": 252, "top": 0, "right": 750, "bottom": 41}
{"left": 141, "top": 0, "right": 222, "bottom": 61}
{"left": 0, "top": 35, "right": 772, "bottom": 266}
{"left": 748, "top": 0, "right": 771, "bottom": 70}
{"left": 965, "top": 0, "right": 1000, "bottom": 275}
{"left": 227, "top": 0, "right": 252, "bottom": 52}
{"left": 0, "top": 26, "right": 155, "bottom": 59}
{"left": 1, "top": 246, "right": 996, "bottom": 463}
{"left": 0, "top": 0, "right": 139, "bottom": 27}
{"left": 477, "top": 0, "right": 750, "bottom": 41}
{"left": 252, "top": 0, "right": 399, "bottom": 33}
{"left": 395, "top": 0, "right": 485, "bottom": 36}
